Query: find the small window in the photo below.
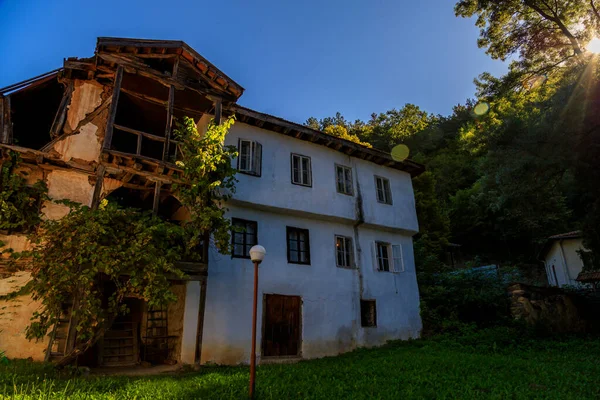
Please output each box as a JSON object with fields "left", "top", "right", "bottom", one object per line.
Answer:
{"left": 375, "top": 176, "right": 392, "bottom": 204}
{"left": 335, "top": 164, "right": 353, "bottom": 195}
{"left": 231, "top": 218, "right": 258, "bottom": 258}
{"left": 373, "top": 242, "right": 404, "bottom": 273}
{"left": 287, "top": 226, "right": 310, "bottom": 264}
{"left": 375, "top": 241, "right": 391, "bottom": 272}
{"left": 335, "top": 235, "right": 354, "bottom": 268}
{"left": 291, "top": 154, "right": 312, "bottom": 186}
{"left": 238, "top": 139, "right": 262, "bottom": 176}
{"left": 360, "top": 300, "right": 376, "bottom": 327}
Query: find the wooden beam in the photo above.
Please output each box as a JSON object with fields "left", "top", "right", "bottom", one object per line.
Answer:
{"left": 103, "top": 66, "right": 123, "bottom": 150}
{"left": 49, "top": 81, "right": 74, "bottom": 138}
{"left": 0, "top": 95, "right": 11, "bottom": 144}
{"left": 213, "top": 97, "right": 222, "bottom": 125}
{"left": 152, "top": 181, "right": 162, "bottom": 215}
{"left": 163, "top": 85, "right": 175, "bottom": 161}
{"left": 90, "top": 165, "right": 106, "bottom": 210}
{"left": 120, "top": 88, "right": 167, "bottom": 106}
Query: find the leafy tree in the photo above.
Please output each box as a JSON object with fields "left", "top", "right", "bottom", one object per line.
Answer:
{"left": 322, "top": 125, "right": 372, "bottom": 147}
{"left": 413, "top": 171, "right": 451, "bottom": 272}
{"left": 455, "top": 0, "right": 600, "bottom": 95}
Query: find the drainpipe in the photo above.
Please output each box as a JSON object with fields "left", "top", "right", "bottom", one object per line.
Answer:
{"left": 558, "top": 240, "right": 572, "bottom": 285}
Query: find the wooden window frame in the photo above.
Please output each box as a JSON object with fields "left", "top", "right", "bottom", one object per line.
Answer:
{"left": 360, "top": 299, "right": 377, "bottom": 328}
{"left": 374, "top": 175, "right": 392, "bottom": 205}
{"left": 237, "top": 138, "right": 262, "bottom": 177}
{"left": 335, "top": 235, "right": 354, "bottom": 269}
{"left": 231, "top": 218, "right": 258, "bottom": 259}
{"left": 290, "top": 153, "right": 312, "bottom": 187}
{"left": 286, "top": 226, "right": 311, "bottom": 265}
{"left": 335, "top": 164, "right": 353, "bottom": 196}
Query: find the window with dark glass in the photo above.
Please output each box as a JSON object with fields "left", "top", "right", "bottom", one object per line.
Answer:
{"left": 336, "top": 164, "right": 353, "bottom": 195}
{"left": 375, "top": 176, "right": 392, "bottom": 204}
{"left": 287, "top": 226, "right": 310, "bottom": 264}
{"left": 360, "top": 300, "right": 377, "bottom": 327}
{"left": 291, "top": 154, "right": 312, "bottom": 186}
{"left": 335, "top": 235, "right": 354, "bottom": 268}
{"left": 376, "top": 241, "right": 391, "bottom": 272}
{"left": 231, "top": 218, "right": 257, "bottom": 258}
{"left": 237, "top": 139, "right": 262, "bottom": 176}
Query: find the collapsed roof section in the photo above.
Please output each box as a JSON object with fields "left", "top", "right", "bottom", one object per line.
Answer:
{"left": 0, "top": 36, "right": 423, "bottom": 180}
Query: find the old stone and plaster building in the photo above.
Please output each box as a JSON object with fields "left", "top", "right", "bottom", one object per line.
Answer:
{"left": 0, "top": 37, "right": 424, "bottom": 367}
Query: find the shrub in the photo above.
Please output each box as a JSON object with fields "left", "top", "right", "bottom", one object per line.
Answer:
{"left": 419, "top": 267, "right": 519, "bottom": 335}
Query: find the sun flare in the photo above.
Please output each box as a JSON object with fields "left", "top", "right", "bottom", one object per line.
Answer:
{"left": 586, "top": 37, "right": 600, "bottom": 54}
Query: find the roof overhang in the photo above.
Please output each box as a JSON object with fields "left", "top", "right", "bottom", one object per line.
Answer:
{"left": 232, "top": 105, "right": 425, "bottom": 177}
{"left": 96, "top": 37, "right": 244, "bottom": 99}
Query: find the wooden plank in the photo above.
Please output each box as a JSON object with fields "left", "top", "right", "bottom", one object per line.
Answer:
{"left": 152, "top": 181, "right": 162, "bottom": 215}
{"left": 49, "top": 81, "right": 74, "bottom": 138}
{"left": 0, "top": 95, "right": 11, "bottom": 144}
{"left": 103, "top": 66, "right": 123, "bottom": 150}
{"left": 113, "top": 124, "right": 170, "bottom": 143}
{"left": 195, "top": 278, "right": 208, "bottom": 364}
{"left": 136, "top": 133, "right": 143, "bottom": 155}
{"left": 120, "top": 88, "right": 167, "bottom": 106}
{"left": 90, "top": 165, "right": 106, "bottom": 210}
{"left": 162, "top": 85, "right": 175, "bottom": 161}
{"left": 214, "top": 97, "right": 222, "bottom": 125}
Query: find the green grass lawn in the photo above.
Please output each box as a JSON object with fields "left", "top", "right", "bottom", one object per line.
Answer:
{"left": 2, "top": 328, "right": 600, "bottom": 399}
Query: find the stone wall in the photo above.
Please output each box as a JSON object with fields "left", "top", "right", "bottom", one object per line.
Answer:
{"left": 508, "top": 283, "right": 600, "bottom": 333}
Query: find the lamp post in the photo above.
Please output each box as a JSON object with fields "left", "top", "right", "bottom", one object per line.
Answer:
{"left": 248, "top": 245, "right": 266, "bottom": 399}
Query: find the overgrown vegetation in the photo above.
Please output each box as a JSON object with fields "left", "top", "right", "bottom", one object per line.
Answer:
{"left": 2, "top": 329, "right": 600, "bottom": 399}
{"left": 0, "top": 151, "right": 48, "bottom": 232}
{"left": 5, "top": 117, "right": 238, "bottom": 363}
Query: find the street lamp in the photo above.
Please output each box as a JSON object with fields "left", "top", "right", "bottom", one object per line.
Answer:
{"left": 248, "top": 245, "right": 265, "bottom": 399}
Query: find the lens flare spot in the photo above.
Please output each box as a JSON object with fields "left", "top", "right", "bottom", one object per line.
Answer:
{"left": 587, "top": 37, "right": 600, "bottom": 54}
{"left": 473, "top": 102, "right": 490, "bottom": 116}
{"left": 391, "top": 144, "right": 410, "bottom": 162}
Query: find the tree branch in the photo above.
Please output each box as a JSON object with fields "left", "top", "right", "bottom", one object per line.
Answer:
{"left": 525, "top": 0, "right": 583, "bottom": 55}
{"left": 591, "top": 0, "right": 600, "bottom": 24}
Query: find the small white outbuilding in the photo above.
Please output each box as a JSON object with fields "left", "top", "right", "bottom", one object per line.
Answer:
{"left": 540, "top": 231, "right": 586, "bottom": 287}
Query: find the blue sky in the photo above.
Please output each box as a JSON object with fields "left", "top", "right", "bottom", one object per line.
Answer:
{"left": 0, "top": 0, "right": 506, "bottom": 124}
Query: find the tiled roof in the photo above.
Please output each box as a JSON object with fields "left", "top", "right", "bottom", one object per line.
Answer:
{"left": 548, "top": 231, "right": 582, "bottom": 240}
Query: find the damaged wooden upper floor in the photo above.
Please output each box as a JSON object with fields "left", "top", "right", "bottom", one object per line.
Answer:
{"left": 0, "top": 38, "right": 244, "bottom": 188}
{"left": 0, "top": 36, "right": 423, "bottom": 184}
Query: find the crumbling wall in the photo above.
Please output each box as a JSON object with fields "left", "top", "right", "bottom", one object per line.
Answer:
{"left": 0, "top": 267, "right": 46, "bottom": 360}
{"left": 508, "top": 283, "right": 594, "bottom": 333}
{"left": 51, "top": 80, "right": 110, "bottom": 163}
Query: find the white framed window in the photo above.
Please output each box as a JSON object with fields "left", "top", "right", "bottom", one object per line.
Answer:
{"left": 375, "top": 176, "right": 392, "bottom": 205}
{"left": 335, "top": 235, "right": 354, "bottom": 268}
{"left": 291, "top": 153, "right": 312, "bottom": 186}
{"left": 372, "top": 241, "right": 404, "bottom": 273}
{"left": 237, "top": 139, "right": 262, "bottom": 176}
{"left": 335, "top": 164, "right": 353, "bottom": 195}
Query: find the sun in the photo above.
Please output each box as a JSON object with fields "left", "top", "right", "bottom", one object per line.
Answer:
{"left": 586, "top": 37, "right": 600, "bottom": 54}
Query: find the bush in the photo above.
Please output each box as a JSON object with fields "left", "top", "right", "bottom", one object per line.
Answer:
{"left": 419, "top": 267, "right": 519, "bottom": 335}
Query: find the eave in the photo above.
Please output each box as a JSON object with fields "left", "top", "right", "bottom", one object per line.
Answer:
{"left": 232, "top": 105, "right": 425, "bottom": 177}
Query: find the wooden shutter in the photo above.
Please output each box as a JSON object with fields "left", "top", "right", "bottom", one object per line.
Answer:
{"left": 236, "top": 138, "right": 241, "bottom": 170}
{"left": 253, "top": 142, "right": 262, "bottom": 176}
{"left": 392, "top": 244, "right": 404, "bottom": 272}
{"left": 371, "top": 241, "right": 379, "bottom": 271}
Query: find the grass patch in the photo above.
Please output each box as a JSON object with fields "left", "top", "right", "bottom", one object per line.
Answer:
{"left": 2, "top": 328, "right": 600, "bottom": 399}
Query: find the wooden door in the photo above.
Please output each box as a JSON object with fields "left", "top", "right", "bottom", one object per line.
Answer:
{"left": 262, "top": 294, "right": 301, "bottom": 357}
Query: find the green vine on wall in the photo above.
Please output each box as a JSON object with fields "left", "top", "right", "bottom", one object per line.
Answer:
{"left": 0, "top": 151, "right": 48, "bottom": 233}
{"left": 173, "top": 116, "right": 238, "bottom": 254}
{"left": 5, "top": 116, "right": 238, "bottom": 364}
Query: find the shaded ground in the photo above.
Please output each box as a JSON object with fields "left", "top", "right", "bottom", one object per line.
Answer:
{"left": 2, "top": 328, "right": 600, "bottom": 399}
